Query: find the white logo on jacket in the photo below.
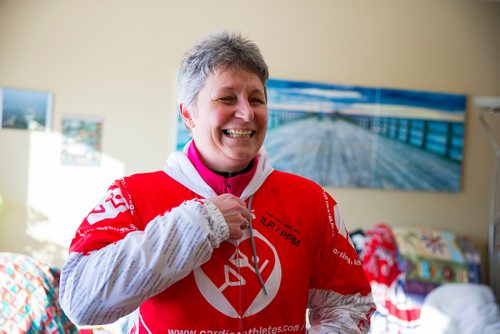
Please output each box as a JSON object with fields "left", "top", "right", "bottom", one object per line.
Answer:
{"left": 194, "top": 229, "right": 281, "bottom": 318}
{"left": 87, "top": 187, "right": 129, "bottom": 225}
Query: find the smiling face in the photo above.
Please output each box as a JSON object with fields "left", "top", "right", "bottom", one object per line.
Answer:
{"left": 180, "top": 67, "right": 268, "bottom": 173}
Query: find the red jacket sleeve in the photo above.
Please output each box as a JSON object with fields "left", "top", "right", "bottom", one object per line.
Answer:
{"left": 69, "top": 178, "right": 141, "bottom": 254}
{"left": 308, "top": 189, "right": 375, "bottom": 333}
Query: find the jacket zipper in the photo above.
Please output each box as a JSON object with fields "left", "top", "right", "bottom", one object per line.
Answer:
{"left": 224, "top": 176, "right": 244, "bottom": 331}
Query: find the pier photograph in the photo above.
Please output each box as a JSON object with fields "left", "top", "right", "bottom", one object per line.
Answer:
{"left": 264, "top": 79, "right": 466, "bottom": 192}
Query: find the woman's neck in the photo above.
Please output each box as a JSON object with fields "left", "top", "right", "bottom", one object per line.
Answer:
{"left": 208, "top": 160, "right": 255, "bottom": 178}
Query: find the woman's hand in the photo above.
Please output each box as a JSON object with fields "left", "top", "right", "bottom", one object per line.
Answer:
{"left": 208, "top": 194, "right": 253, "bottom": 240}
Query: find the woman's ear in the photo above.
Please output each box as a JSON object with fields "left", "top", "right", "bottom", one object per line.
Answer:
{"left": 179, "top": 103, "right": 195, "bottom": 129}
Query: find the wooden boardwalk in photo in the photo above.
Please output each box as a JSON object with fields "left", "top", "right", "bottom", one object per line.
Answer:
{"left": 265, "top": 117, "right": 462, "bottom": 192}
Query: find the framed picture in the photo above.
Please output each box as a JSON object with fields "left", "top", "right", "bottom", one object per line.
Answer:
{"left": 61, "top": 116, "right": 102, "bottom": 166}
{"left": 175, "top": 78, "right": 467, "bottom": 192}
{"left": 0, "top": 87, "right": 53, "bottom": 131}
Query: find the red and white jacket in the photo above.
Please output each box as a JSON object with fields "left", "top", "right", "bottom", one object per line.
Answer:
{"left": 59, "top": 144, "right": 375, "bottom": 334}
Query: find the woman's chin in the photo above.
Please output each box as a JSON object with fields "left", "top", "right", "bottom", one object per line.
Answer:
{"left": 220, "top": 152, "right": 257, "bottom": 171}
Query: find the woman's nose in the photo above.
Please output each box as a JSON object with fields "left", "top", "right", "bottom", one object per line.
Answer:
{"left": 235, "top": 100, "right": 254, "bottom": 121}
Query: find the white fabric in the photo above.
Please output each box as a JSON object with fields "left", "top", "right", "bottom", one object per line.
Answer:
{"left": 419, "top": 283, "right": 500, "bottom": 334}
{"left": 308, "top": 288, "right": 374, "bottom": 334}
{"left": 60, "top": 199, "right": 228, "bottom": 325}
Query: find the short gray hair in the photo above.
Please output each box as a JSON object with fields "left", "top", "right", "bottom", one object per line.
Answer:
{"left": 177, "top": 30, "right": 269, "bottom": 109}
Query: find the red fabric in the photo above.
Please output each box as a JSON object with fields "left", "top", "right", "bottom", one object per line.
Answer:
{"left": 385, "top": 299, "right": 421, "bottom": 322}
{"left": 361, "top": 224, "right": 422, "bottom": 327}
{"left": 361, "top": 223, "right": 401, "bottom": 285}
{"left": 136, "top": 172, "right": 371, "bottom": 332}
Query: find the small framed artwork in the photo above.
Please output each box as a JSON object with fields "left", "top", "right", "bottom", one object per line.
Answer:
{"left": 61, "top": 116, "right": 103, "bottom": 166}
{"left": 0, "top": 87, "right": 53, "bottom": 131}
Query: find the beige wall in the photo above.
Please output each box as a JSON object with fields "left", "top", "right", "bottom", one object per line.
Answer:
{"left": 0, "top": 0, "right": 499, "bottom": 269}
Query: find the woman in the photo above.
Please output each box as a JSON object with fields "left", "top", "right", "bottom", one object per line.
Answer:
{"left": 59, "top": 31, "right": 375, "bottom": 333}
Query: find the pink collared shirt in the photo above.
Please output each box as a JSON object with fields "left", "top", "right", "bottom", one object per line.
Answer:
{"left": 187, "top": 141, "right": 258, "bottom": 197}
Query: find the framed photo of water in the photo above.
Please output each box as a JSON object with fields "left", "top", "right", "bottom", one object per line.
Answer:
{"left": 175, "top": 79, "right": 466, "bottom": 192}
{"left": 0, "top": 87, "right": 53, "bottom": 131}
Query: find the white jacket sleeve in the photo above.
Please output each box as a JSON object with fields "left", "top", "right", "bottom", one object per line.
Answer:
{"left": 59, "top": 199, "right": 228, "bottom": 326}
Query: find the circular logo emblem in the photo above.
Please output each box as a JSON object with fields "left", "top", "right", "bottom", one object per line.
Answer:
{"left": 194, "top": 230, "right": 281, "bottom": 318}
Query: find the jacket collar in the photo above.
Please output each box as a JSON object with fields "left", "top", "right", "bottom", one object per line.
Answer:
{"left": 186, "top": 141, "right": 257, "bottom": 197}
{"left": 163, "top": 140, "right": 274, "bottom": 200}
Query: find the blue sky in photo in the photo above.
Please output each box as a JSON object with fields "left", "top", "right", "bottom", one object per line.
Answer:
{"left": 267, "top": 78, "right": 466, "bottom": 114}
{"left": 3, "top": 88, "right": 49, "bottom": 113}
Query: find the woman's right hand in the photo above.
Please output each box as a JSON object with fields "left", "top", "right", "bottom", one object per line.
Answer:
{"left": 208, "top": 194, "right": 253, "bottom": 240}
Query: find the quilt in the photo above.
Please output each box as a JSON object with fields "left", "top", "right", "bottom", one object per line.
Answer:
{"left": 0, "top": 252, "right": 78, "bottom": 334}
{"left": 359, "top": 224, "right": 482, "bottom": 334}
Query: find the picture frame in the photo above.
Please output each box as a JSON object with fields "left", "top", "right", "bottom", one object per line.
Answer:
{"left": 0, "top": 87, "right": 53, "bottom": 131}
{"left": 61, "top": 116, "right": 103, "bottom": 166}
{"left": 264, "top": 79, "right": 466, "bottom": 192}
